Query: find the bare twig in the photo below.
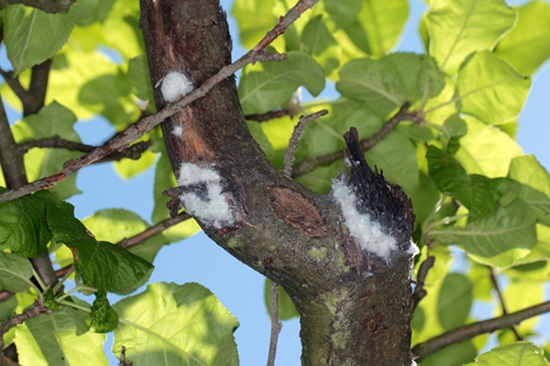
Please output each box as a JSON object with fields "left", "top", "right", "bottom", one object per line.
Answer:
{"left": 412, "top": 300, "right": 550, "bottom": 361}
{"left": 0, "top": 301, "right": 49, "bottom": 358}
{"left": 119, "top": 346, "right": 132, "bottom": 366}
{"left": 292, "top": 102, "right": 419, "bottom": 177}
{"left": 245, "top": 109, "right": 293, "bottom": 122}
{"left": 410, "top": 256, "right": 435, "bottom": 314}
{"left": 117, "top": 212, "right": 192, "bottom": 249}
{"left": 18, "top": 137, "right": 153, "bottom": 162}
{"left": 283, "top": 110, "right": 328, "bottom": 176}
{"left": 488, "top": 267, "right": 522, "bottom": 341}
{"left": 0, "top": 0, "right": 319, "bottom": 204}
{"left": 267, "top": 282, "right": 283, "bottom": 366}
{"left": 0, "top": 68, "right": 28, "bottom": 103}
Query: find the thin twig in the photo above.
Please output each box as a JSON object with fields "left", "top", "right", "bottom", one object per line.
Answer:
{"left": 245, "top": 109, "right": 293, "bottom": 122}
{"left": 0, "top": 68, "right": 28, "bottom": 103}
{"left": 488, "top": 267, "right": 522, "bottom": 341}
{"left": 292, "top": 102, "right": 418, "bottom": 177}
{"left": 267, "top": 282, "right": 283, "bottom": 366}
{"left": 412, "top": 300, "right": 550, "bottom": 361}
{"left": 117, "top": 212, "right": 192, "bottom": 249}
{"left": 0, "top": 0, "right": 319, "bottom": 204}
{"left": 18, "top": 137, "right": 153, "bottom": 162}
{"left": 283, "top": 110, "right": 328, "bottom": 176}
{"left": 410, "top": 256, "right": 435, "bottom": 314}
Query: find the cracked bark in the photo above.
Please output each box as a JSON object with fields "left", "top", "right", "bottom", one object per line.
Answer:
{"left": 140, "top": 1, "right": 415, "bottom": 364}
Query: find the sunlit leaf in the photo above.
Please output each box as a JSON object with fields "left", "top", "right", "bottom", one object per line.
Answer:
{"left": 0, "top": 252, "right": 35, "bottom": 293}
{"left": 3, "top": 5, "right": 74, "bottom": 75}
{"left": 14, "top": 308, "right": 108, "bottom": 366}
{"left": 457, "top": 51, "right": 530, "bottom": 125}
{"left": 113, "top": 282, "right": 239, "bottom": 366}
{"left": 113, "top": 149, "right": 157, "bottom": 180}
{"left": 464, "top": 342, "right": 549, "bottom": 366}
{"left": 238, "top": 51, "right": 325, "bottom": 115}
{"left": 496, "top": 1, "right": 550, "bottom": 76}
{"left": 232, "top": 0, "right": 277, "bottom": 50}
{"left": 324, "top": 0, "right": 362, "bottom": 29}
{"left": 426, "top": 0, "right": 515, "bottom": 74}
{"left": 503, "top": 280, "right": 543, "bottom": 333}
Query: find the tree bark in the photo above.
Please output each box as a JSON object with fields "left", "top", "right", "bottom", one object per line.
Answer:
{"left": 139, "top": 1, "right": 416, "bottom": 364}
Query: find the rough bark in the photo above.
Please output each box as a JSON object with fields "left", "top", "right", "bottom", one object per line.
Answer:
{"left": 139, "top": 1, "right": 416, "bottom": 364}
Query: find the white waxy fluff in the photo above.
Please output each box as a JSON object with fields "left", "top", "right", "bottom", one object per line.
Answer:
{"left": 160, "top": 71, "right": 193, "bottom": 103}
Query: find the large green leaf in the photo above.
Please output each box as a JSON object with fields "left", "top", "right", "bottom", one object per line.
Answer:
{"left": 14, "top": 307, "right": 108, "bottom": 366}
{"left": 3, "top": 5, "right": 74, "bottom": 75}
{"left": 457, "top": 51, "right": 531, "bottom": 125}
{"left": 464, "top": 342, "right": 550, "bottom": 366}
{"left": 264, "top": 279, "right": 298, "bottom": 321}
{"left": 342, "top": 0, "right": 408, "bottom": 57}
{"left": 0, "top": 194, "right": 51, "bottom": 257}
{"left": 83, "top": 209, "right": 169, "bottom": 263}
{"left": 0, "top": 252, "right": 35, "bottom": 293}
{"left": 113, "top": 282, "right": 239, "bottom": 366}
{"left": 11, "top": 102, "right": 82, "bottom": 200}
{"left": 323, "top": 0, "right": 362, "bottom": 29}
{"left": 455, "top": 116, "right": 523, "bottom": 178}
{"left": 508, "top": 155, "right": 550, "bottom": 226}
{"left": 496, "top": 1, "right": 550, "bottom": 76}
{"left": 47, "top": 201, "right": 153, "bottom": 294}
{"left": 426, "top": 0, "right": 516, "bottom": 74}
{"left": 238, "top": 51, "right": 325, "bottom": 115}
{"left": 437, "top": 273, "right": 472, "bottom": 330}
{"left": 301, "top": 15, "right": 337, "bottom": 56}
{"left": 435, "top": 199, "right": 537, "bottom": 268}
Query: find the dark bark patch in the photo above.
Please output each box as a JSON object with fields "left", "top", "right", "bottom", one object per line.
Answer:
{"left": 364, "top": 312, "right": 386, "bottom": 336}
{"left": 270, "top": 186, "right": 327, "bottom": 238}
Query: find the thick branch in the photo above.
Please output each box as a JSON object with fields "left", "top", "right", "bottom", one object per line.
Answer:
{"left": 0, "top": 0, "right": 75, "bottom": 13}
{"left": 25, "top": 60, "right": 51, "bottom": 116}
{"left": 292, "top": 102, "right": 418, "bottom": 177}
{"left": 412, "top": 300, "right": 550, "bottom": 361}
{"left": 0, "top": 95, "right": 28, "bottom": 188}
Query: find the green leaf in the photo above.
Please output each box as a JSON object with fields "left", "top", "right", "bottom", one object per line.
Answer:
{"left": 0, "top": 194, "right": 51, "bottom": 257}
{"left": 503, "top": 280, "right": 543, "bottom": 333}
{"left": 509, "top": 155, "right": 550, "bottom": 226}
{"left": 324, "top": 0, "right": 363, "bottom": 29}
{"left": 90, "top": 291, "right": 119, "bottom": 333}
{"left": 426, "top": 0, "right": 516, "bottom": 74}
{"left": 232, "top": 0, "right": 277, "bottom": 50}
{"left": 12, "top": 102, "right": 82, "bottom": 200}
{"left": 422, "top": 341, "right": 477, "bottom": 366}
{"left": 47, "top": 201, "right": 154, "bottom": 294}
{"left": 337, "top": 57, "right": 405, "bottom": 117}
{"left": 71, "top": 0, "right": 115, "bottom": 27}
{"left": 496, "top": 1, "right": 550, "bottom": 76}
{"left": 436, "top": 199, "right": 537, "bottom": 268}
{"left": 113, "top": 282, "right": 239, "bottom": 366}
{"left": 82, "top": 208, "right": 168, "bottom": 263}
{"left": 0, "top": 252, "right": 35, "bottom": 293}
{"left": 238, "top": 51, "right": 325, "bottom": 115}
{"left": 301, "top": 16, "right": 337, "bottom": 56}
{"left": 113, "top": 149, "right": 157, "bottom": 179}
{"left": 342, "top": 0, "right": 408, "bottom": 57}
{"left": 14, "top": 308, "right": 108, "bottom": 366}
{"left": 3, "top": 5, "right": 75, "bottom": 75}
{"left": 264, "top": 279, "right": 299, "bottom": 321}
{"left": 443, "top": 114, "right": 467, "bottom": 138}
{"left": 127, "top": 54, "right": 155, "bottom": 107}
{"left": 455, "top": 116, "right": 523, "bottom": 178}
{"left": 437, "top": 273, "right": 472, "bottom": 330}
{"left": 427, "top": 146, "right": 510, "bottom": 221}
{"left": 457, "top": 51, "right": 531, "bottom": 125}
{"left": 464, "top": 342, "right": 550, "bottom": 366}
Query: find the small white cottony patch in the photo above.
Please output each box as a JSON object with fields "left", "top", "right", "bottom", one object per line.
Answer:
{"left": 172, "top": 125, "right": 183, "bottom": 136}
{"left": 408, "top": 240, "right": 420, "bottom": 257}
{"left": 332, "top": 179, "right": 397, "bottom": 259}
{"left": 177, "top": 163, "right": 235, "bottom": 229}
{"left": 160, "top": 71, "right": 193, "bottom": 103}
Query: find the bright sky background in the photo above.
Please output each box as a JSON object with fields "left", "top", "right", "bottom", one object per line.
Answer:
{"left": 2, "top": 0, "right": 549, "bottom": 365}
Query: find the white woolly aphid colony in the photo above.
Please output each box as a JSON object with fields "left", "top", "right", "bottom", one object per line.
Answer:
{"left": 160, "top": 71, "right": 194, "bottom": 103}
{"left": 177, "top": 163, "right": 235, "bottom": 229}
{"left": 331, "top": 177, "right": 399, "bottom": 260}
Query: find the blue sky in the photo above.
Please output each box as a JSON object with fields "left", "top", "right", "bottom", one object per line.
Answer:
{"left": 2, "top": 0, "right": 550, "bottom": 365}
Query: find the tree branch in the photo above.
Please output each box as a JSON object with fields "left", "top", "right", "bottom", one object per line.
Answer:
{"left": 25, "top": 60, "right": 51, "bottom": 116}
{"left": 0, "top": 68, "right": 28, "bottom": 103}
{"left": 410, "top": 256, "right": 435, "bottom": 314}
{"left": 292, "top": 102, "right": 419, "bottom": 177}
{"left": 0, "top": 0, "right": 318, "bottom": 204}
{"left": 412, "top": 300, "right": 550, "bottom": 361}
{"left": 117, "top": 212, "right": 192, "bottom": 249}
{"left": 0, "top": 0, "right": 75, "bottom": 13}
